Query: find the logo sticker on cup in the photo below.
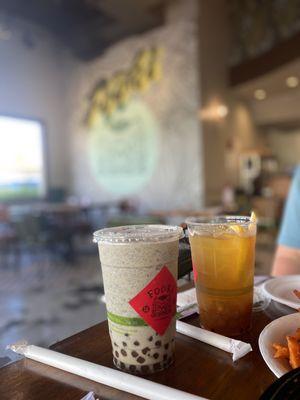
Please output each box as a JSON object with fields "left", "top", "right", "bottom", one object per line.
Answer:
{"left": 129, "top": 266, "right": 177, "bottom": 335}
{"left": 192, "top": 261, "right": 198, "bottom": 282}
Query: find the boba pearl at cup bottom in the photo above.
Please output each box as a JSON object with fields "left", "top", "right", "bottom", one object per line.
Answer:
{"left": 110, "top": 320, "right": 176, "bottom": 374}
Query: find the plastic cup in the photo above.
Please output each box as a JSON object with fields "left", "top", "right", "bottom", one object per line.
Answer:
{"left": 93, "top": 224, "right": 183, "bottom": 374}
{"left": 186, "top": 216, "right": 256, "bottom": 336}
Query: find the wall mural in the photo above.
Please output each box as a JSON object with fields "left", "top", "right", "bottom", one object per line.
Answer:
{"left": 86, "top": 47, "right": 162, "bottom": 127}
{"left": 86, "top": 48, "right": 162, "bottom": 195}
{"left": 69, "top": 0, "right": 203, "bottom": 210}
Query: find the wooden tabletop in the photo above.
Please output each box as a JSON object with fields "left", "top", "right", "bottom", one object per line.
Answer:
{"left": 0, "top": 301, "right": 294, "bottom": 400}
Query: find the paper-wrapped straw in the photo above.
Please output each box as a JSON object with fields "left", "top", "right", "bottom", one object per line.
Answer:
{"left": 176, "top": 321, "right": 252, "bottom": 362}
{"left": 81, "top": 392, "right": 98, "bottom": 400}
{"left": 8, "top": 341, "right": 207, "bottom": 400}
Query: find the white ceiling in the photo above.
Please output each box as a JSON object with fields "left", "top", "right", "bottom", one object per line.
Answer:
{"left": 233, "top": 57, "right": 300, "bottom": 100}
{"left": 232, "top": 57, "right": 300, "bottom": 126}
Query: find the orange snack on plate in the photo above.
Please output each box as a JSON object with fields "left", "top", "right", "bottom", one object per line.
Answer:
{"left": 273, "top": 328, "right": 300, "bottom": 369}
{"left": 272, "top": 343, "right": 289, "bottom": 359}
{"left": 286, "top": 336, "right": 300, "bottom": 369}
{"left": 293, "top": 289, "right": 300, "bottom": 299}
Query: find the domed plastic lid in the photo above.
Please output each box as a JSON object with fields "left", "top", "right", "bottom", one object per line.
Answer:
{"left": 93, "top": 224, "right": 184, "bottom": 244}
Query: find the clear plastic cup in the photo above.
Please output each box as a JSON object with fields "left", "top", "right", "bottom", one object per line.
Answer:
{"left": 186, "top": 216, "right": 256, "bottom": 336}
{"left": 93, "top": 224, "right": 183, "bottom": 374}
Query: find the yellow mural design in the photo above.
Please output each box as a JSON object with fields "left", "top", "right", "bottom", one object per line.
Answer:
{"left": 85, "top": 47, "right": 163, "bottom": 128}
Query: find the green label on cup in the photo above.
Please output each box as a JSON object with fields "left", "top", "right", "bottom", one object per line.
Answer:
{"left": 107, "top": 311, "right": 148, "bottom": 327}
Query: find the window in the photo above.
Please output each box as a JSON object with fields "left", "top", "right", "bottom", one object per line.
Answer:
{"left": 0, "top": 115, "right": 46, "bottom": 201}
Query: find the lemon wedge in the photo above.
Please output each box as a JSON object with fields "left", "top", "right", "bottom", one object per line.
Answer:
{"left": 230, "top": 212, "right": 256, "bottom": 236}
{"left": 250, "top": 211, "right": 257, "bottom": 223}
{"left": 248, "top": 211, "right": 257, "bottom": 235}
{"left": 230, "top": 224, "right": 244, "bottom": 235}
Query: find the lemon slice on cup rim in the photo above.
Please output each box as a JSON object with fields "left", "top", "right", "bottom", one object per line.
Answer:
{"left": 230, "top": 211, "right": 257, "bottom": 235}
{"left": 250, "top": 211, "right": 257, "bottom": 223}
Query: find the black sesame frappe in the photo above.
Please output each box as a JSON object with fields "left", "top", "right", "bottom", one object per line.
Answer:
{"left": 93, "top": 225, "right": 183, "bottom": 375}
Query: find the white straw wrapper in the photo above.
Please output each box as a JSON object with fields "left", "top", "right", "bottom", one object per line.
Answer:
{"left": 176, "top": 321, "right": 252, "bottom": 362}
{"left": 81, "top": 392, "right": 98, "bottom": 400}
{"left": 7, "top": 341, "right": 207, "bottom": 400}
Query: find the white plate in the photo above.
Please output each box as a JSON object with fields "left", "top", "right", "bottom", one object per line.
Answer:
{"left": 262, "top": 275, "right": 300, "bottom": 310}
{"left": 259, "top": 313, "right": 300, "bottom": 377}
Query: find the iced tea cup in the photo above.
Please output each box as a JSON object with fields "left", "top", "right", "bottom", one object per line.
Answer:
{"left": 93, "top": 225, "right": 183, "bottom": 374}
{"left": 186, "top": 216, "right": 256, "bottom": 337}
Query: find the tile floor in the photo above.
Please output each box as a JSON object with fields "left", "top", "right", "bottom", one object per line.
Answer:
{"left": 0, "top": 251, "right": 106, "bottom": 367}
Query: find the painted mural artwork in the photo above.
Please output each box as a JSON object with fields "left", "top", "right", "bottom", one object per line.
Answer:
{"left": 88, "top": 100, "right": 158, "bottom": 195}
{"left": 87, "top": 48, "right": 161, "bottom": 195}
{"left": 85, "top": 47, "right": 162, "bottom": 126}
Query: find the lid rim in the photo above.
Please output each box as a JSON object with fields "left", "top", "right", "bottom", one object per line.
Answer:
{"left": 93, "top": 224, "right": 184, "bottom": 244}
{"left": 185, "top": 215, "right": 254, "bottom": 227}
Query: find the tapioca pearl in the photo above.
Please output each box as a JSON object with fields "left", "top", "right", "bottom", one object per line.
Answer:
{"left": 120, "top": 362, "right": 126, "bottom": 370}
{"left": 153, "top": 353, "right": 159, "bottom": 359}
{"left": 113, "top": 342, "right": 118, "bottom": 347}
{"left": 153, "top": 362, "right": 161, "bottom": 371}
{"left": 121, "top": 349, "right": 127, "bottom": 357}
{"left": 133, "top": 340, "right": 140, "bottom": 346}
{"left": 171, "top": 338, "right": 175, "bottom": 342}
{"left": 124, "top": 333, "right": 129, "bottom": 337}
{"left": 163, "top": 354, "right": 168, "bottom": 361}
{"left": 131, "top": 350, "right": 138, "bottom": 358}
{"left": 122, "top": 341, "right": 127, "bottom": 347}
{"left": 141, "top": 365, "right": 150, "bottom": 374}
{"left": 129, "top": 365, "right": 136, "bottom": 373}
{"left": 142, "top": 347, "right": 150, "bottom": 355}
{"left": 115, "top": 351, "right": 119, "bottom": 358}
{"left": 148, "top": 336, "right": 153, "bottom": 342}
{"left": 155, "top": 340, "right": 161, "bottom": 347}
{"left": 164, "top": 343, "right": 169, "bottom": 350}
{"left": 137, "top": 356, "right": 145, "bottom": 364}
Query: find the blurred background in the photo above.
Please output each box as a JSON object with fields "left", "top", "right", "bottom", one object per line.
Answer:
{"left": 0, "top": 0, "right": 299, "bottom": 365}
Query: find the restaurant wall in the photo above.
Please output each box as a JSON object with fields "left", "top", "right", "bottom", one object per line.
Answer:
{"left": 0, "top": 16, "right": 71, "bottom": 190}
{"left": 265, "top": 129, "right": 300, "bottom": 171}
{"left": 66, "top": 0, "right": 204, "bottom": 211}
{"left": 199, "top": 0, "right": 261, "bottom": 201}
{"left": 199, "top": 0, "right": 229, "bottom": 205}
{"left": 224, "top": 100, "right": 260, "bottom": 187}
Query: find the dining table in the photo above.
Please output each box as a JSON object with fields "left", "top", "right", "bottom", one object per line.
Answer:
{"left": 0, "top": 278, "right": 296, "bottom": 400}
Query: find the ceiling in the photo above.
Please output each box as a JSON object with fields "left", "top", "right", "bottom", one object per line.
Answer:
{"left": 0, "top": 0, "right": 167, "bottom": 60}
{"left": 233, "top": 57, "right": 300, "bottom": 128}
{"left": 233, "top": 58, "right": 300, "bottom": 100}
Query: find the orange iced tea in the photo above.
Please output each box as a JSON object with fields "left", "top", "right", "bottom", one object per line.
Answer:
{"left": 187, "top": 216, "right": 256, "bottom": 337}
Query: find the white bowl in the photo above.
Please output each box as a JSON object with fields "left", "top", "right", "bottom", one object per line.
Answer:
{"left": 259, "top": 313, "right": 300, "bottom": 377}
{"left": 263, "top": 276, "right": 300, "bottom": 310}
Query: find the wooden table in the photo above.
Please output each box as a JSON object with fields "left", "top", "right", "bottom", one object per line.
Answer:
{"left": 0, "top": 300, "right": 294, "bottom": 400}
